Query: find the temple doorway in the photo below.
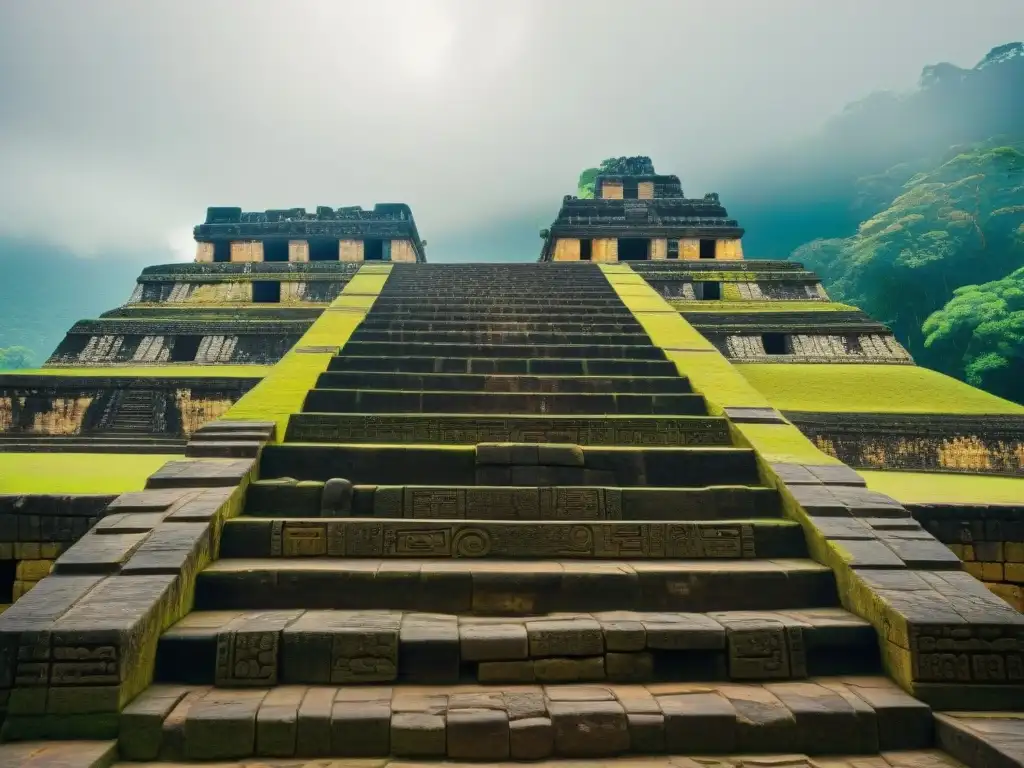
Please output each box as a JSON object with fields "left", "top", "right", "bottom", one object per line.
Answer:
{"left": 263, "top": 240, "right": 288, "bottom": 262}
{"left": 618, "top": 238, "right": 650, "bottom": 261}
{"left": 308, "top": 238, "right": 338, "bottom": 261}
{"left": 699, "top": 239, "right": 716, "bottom": 259}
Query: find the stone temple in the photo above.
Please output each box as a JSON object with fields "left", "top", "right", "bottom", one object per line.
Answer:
{"left": 0, "top": 158, "right": 1021, "bottom": 766}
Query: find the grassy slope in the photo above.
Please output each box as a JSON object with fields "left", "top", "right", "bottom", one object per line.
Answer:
{"left": 0, "top": 453, "right": 180, "bottom": 494}
{"left": 862, "top": 470, "right": 1024, "bottom": 505}
{"left": 736, "top": 363, "right": 1024, "bottom": 414}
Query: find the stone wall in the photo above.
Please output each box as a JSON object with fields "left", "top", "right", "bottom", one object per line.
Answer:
{"left": 787, "top": 412, "right": 1024, "bottom": 476}
{"left": 913, "top": 504, "right": 1024, "bottom": 612}
{"left": 552, "top": 239, "right": 580, "bottom": 261}
{"left": 0, "top": 494, "right": 115, "bottom": 611}
{"left": 229, "top": 241, "right": 263, "bottom": 263}
{"left": 0, "top": 379, "right": 257, "bottom": 438}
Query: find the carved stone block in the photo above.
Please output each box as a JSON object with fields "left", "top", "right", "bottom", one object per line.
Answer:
{"left": 215, "top": 630, "right": 279, "bottom": 687}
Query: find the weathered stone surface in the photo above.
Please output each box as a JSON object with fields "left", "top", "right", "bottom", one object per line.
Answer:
{"left": 119, "top": 684, "right": 190, "bottom": 760}
{"left": 255, "top": 685, "right": 305, "bottom": 757}
{"left": 447, "top": 707, "right": 511, "bottom": 760}
{"left": 510, "top": 715, "right": 554, "bottom": 759}
{"left": 548, "top": 698, "right": 629, "bottom": 756}
{"left": 391, "top": 711, "right": 446, "bottom": 757}
{"left": 183, "top": 688, "right": 266, "bottom": 760}
{"left": 330, "top": 700, "right": 391, "bottom": 756}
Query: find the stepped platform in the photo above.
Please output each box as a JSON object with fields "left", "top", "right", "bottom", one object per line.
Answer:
{"left": 5, "top": 262, "right": 1018, "bottom": 767}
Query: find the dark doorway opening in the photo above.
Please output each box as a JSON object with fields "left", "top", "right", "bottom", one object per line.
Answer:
{"left": 253, "top": 281, "right": 281, "bottom": 303}
{"left": 309, "top": 238, "right": 338, "bottom": 261}
{"left": 170, "top": 335, "right": 203, "bottom": 362}
{"left": 580, "top": 239, "right": 593, "bottom": 261}
{"left": 700, "top": 282, "right": 722, "bottom": 300}
{"left": 762, "top": 333, "right": 788, "bottom": 355}
{"left": 364, "top": 239, "right": 385, "bottom": 261}
{"left": 667, "top": 240, "right": 679, "bottom": 260}
{"left": 699, "top": 239, "right": 716, "bottom": 259}
{"left": 0, "top": 560, "right": 15, "bottom": 603}
{"left": 263, "top": 240, "right": 288, "bottom": 262}
{"left": 213, "top": 241, "right": 231, "bottom": 262}
{"left": 623, "top": 179, "right": 639, "bottom": 199}
{"left": 618, "top": 238, "right": 650, "bottom": 261}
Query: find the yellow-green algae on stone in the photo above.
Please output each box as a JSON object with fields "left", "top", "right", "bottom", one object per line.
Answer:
{"left": 862, "top": 470, "right": 1024, "bottom": 505}
{"left": 736, "top": 363, "right": 1024, "bottom": 414}
{"left": 0, "top": 452, "right": 182, "bottom": 494}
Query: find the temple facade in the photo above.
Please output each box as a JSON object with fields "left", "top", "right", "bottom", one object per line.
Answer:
{"left": 0, "top": 164, "right": 1021, "bottom": 767}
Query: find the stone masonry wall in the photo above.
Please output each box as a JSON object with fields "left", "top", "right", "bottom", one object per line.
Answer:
{"left": 0, "top": 495, "right": 115, "bottom": 612}
{"left": 913, "top": 504, "right": 1024, "bottom": 612}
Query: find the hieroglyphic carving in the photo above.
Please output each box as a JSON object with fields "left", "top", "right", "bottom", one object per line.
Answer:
{"left": 594, "top": 524, "right": 665, "bottom": 558}
{"left": 384, "top": 526, "right": 451, "bottom": 556}
{"left": 49, "top": 644, "right": 118, "bottom": 685}
{"left": 282, "top": 523, "right": 327, "bottom": 557}
{"left": 345, "top": 522, "right": 383, "bottom": 556}
{"left": 910, "top": 624, "right": 1024, "bottom": 683}
{"left": 327, "top": 521, "right": 346, "bottom": 556}
{"left": 287, "top": 414, "right": 729, "bottom": 447}
{"left": 269, "top": 521, "right": 284, "bottom": 557}
{"left": 465, "top": 487, "right": 539, "bottom": 520}
{"left": 665, "top": 523, "right": 755, "bottom": 558}
{"left": 727, "top": 621, "right": 789, "bottom": 679}
{"left": 453, "top": 528, "right": 491, "bottom": 558}
{"left": 330, "top": 627, "right": 398, "bottom": 683}
{"left": 215, "top": 630, "right": 278, "bottom": 686}
{"left": 406, "top": 488, "right": 464, "bottom": 519}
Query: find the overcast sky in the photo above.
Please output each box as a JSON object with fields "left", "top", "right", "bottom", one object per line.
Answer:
{"left": 0, "top": 0, "right": 1021, "bottom": 262}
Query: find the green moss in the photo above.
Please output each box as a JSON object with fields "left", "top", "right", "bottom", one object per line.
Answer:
{"left": 0, "top": 453, "right": 180, "bottom": 494}
{"left": 736, "top": 363, "right": 1024, "bottom": 415}
{"left": 861, "top": 470, "right": 1024, "bottom": 505}
{"left": 3, "top": 366, "right": 270, "bottom": 378}
{"left": 735, "top": 422, "right": 842, "bottom": 466}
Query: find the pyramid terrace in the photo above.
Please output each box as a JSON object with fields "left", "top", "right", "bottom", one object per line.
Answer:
{"left": 0, "top": 158, "right": 1021, "bottom": 768}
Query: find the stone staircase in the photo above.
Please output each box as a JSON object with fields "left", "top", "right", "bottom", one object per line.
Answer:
{"left": 125, "top": 264, "right": 938, "bottom": 763}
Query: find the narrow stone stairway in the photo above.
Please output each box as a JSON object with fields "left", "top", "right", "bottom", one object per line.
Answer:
{"left": 126, "top": 264, "right": 937, "bottom": 763}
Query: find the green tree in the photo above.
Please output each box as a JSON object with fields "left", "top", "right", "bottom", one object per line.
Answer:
{"left": 0, "top": 346, "right": 33, "bottom": 369}
{"left": 922, "top": 267, "right": 1024, "bottom": 403}
{"left": 796, "top": 142, "right": 1024, "bottom": 357}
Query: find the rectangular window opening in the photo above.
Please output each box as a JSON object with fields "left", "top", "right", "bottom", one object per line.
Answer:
{"left": 762, "top": 333, "right": 788, "bottom": 355}
{"left": 618, "top": 238, "right": 650, "bottom": 261}
{"left": 253, "top": 281, "right": 281, "bottom": 303}
{"left": 170, "top": 335, "right": 203, "bottom": 362}
{"left": 364, "top": 239, "right": 384, "bottom": 261}
{"left": 667, "top": 239, "right": 679, "bottom": 260}
{"left": 579, "top": 239, "right": 593, "bottom": 261}
{"left": 700, "top": 281, "right": 721, "bottom": 300}
{"left": 699, "top": 239, "right": 717, "bottom": 259}
{"left": 0, "top": 560, "right": 15, "bottom": 603}
{"left": 263, "top": 240, "right": 289, "bottom": 262}
{"left": 623, "top": 179, "right": 639, "bottom": 199}
{"left": 308, "top": 238, "right": 338, "bottom": 261}
{"left": 213, "top": 241, "right": 231, "bottom": 262}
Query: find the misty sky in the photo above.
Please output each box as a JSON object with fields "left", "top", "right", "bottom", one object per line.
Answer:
{"left": 1, "top": 0, "right": 1022, "bottom": 263}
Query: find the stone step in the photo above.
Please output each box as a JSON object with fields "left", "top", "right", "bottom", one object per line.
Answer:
{"left": 371, "top": 296, "right": 626, "bottom": 306}
{"left": 365, "top": 309, "right": 639, "bottom": 322}
{"left": 351, "top": 329, "right": 651, "bottom": 346}
{"left": 315, "top": 371, "right": 693, "bottom": 394}
{"left": 359, "top": 319, "right": 645, "bottom": 333}
{"left": 267, "top": 443, "right": 752, "bottom": 486}
{"left": 368, "top": 301, "right": 630, "bottom": 313}
{"left": 154, "top": 608, "right": 879, "bottom": 689}
{"left": 194, "top": 558, "right": 838, "bottom": 614}
{"left": 328, "top": 355, "right": 679, "bottom": 376}
{"left": 245, "top": 482, "right": 781, "bottom": 520}
{"left": 301, "top": 389, "right": 707, "bottom": 416}
{"left": 341, "top": 341, "right": 666, "bottom": 360}
{"left": 220, "top": 518, "right": 806, "bottom": 560}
